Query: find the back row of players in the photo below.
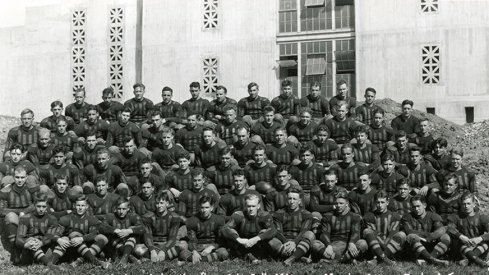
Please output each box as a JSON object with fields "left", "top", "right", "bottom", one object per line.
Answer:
{"left": 0, "top": 79, "right": 484, "bottom": 269}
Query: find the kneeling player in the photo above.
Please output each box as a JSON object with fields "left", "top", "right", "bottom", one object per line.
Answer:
{"left": 16, "top": 193, "right": 58, "bottom": 267}
{"left": 269, "top": 186, "right": 315, "bottom": 266}
{"left": 447, "top": 192, "right": 489, "bottom": 267}
{"left": 50, "top": 195, "right": 110, "bottom": 268}
{"left": 179, "top": 195, "right": 228, "bottom": 263}
{"left": 363, "top": 191, "right": 406, "bottom": 265}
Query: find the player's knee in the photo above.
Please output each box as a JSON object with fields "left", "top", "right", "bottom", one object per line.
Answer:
{"left": 177, "top": 240, "right": 188, "bottom": 251}
{"left": 134, "top": 244, "right": 147, "bottom": 257}
{"left": 177, "top": 225, "right": 187, "bottom": 240}
{"left": 5, "top": 212, "right": 19, "bottom": 225}
{"left": 310, "top": 240, "right": 325, "bottom": 254}
{"left": 302, "top": 231, "right": 315, "bottom": 242}
{"left": 69, "top": 232, "right": 83, "bottom": 239}
{"left": 406, "top": 234, "right": 419, "bottom": 244}
{"left": 268, "top": 238, "right": 283, "bottom": 253}
{"left": 394, "top": 231, "right": 407, "bottom": 242}
{"left": 363, "top": 228, "right": 375, "bottom": 237}
{"left": 440, "top": 233, "right": 451, "bottom": 243}
{"left": 216, "top": 248, "right": 229, "bottom": 260}
{"left": 356, "top": 239, "right": 368, "bottom": 252}
{"left": 95, "top": 234, "right": 109, "bottom": 245}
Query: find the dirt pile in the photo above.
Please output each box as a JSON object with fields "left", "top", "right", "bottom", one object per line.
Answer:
{"left": 0, "top": 116, "right": 19, "bottom": 158}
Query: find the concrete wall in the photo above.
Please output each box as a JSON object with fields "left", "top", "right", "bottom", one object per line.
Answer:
{"left": 356, "top": 0, "right": 489, "bottom": 124}
{"left": 0, "top": 0, "right": 137, "bottom": 120}
{"left": 141, "top": 0, "right": 279, "bottom": 104}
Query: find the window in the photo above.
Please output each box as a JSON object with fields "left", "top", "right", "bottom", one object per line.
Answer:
{"left": 279, "top": 43, "right": 298, "bottom": 95}
{"left": 301, "top": 0, "right": 332, "bottom": 31}
{"left": 301, "top": 41, "right": 333, "bottom": 97}
{"left": 426, "top": 107, "right": 435, "bottom": 115}
{"left": 465, "top": 107, "right": 474, "bottom": 123}
{"left": 334, "top": 2, "right": 354, "bottom": 29}
{"left": 335, "top": 50, "right": 354, "bottom": 73}
{"left": 421, "top": 0, "right": 438, "bottom": 13}
{"left": 305, "top": 0, "right": 325, "bottom": 7}
{"left": 306, "top": 56, "right": 327, "bottom": 75}
{"left": 108, "top": 7, "right": 124, "bottom": 99}
{"left": 421, "top": 45, "right": 440, "bottom": 84}
{"left": 203, "top": 0, "right": 219, "bottom": 29}
{"left": 202, "top": 57, "right": 219, "bottom": 94}
{"left": 279, "top": 0, "right": 297, "bottom": 33}
{"left": 71, "top": 10, "right": 86, "bottom": 93}
{"left": 335, "top": 0, "right": 353, "bottom": 6}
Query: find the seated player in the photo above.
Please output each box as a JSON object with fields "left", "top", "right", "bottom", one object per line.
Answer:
{"left": 177, "top": 168, "right": 219, "bottom": 219}
{"left": 207, "top": 85, "right": 237, "bottom": 125}
{"left": 347, "top": 170, "right": 377, "bottom": 216}
{"left": 27, "top": 128, "right": 55, "bottom": 168}
{"left": 102, "top": 197, "right": 145, "bottom": 265}
{"left": 310, "top": 170, "right": 348, "bottom": 216}
{"left": 218, "top": 169, "right": 262, "bottom": 217}
{"left": 406, "top": 146, "right": 439, "bottom": 196}
{"left": 72, "top": 131, "right": 107, "bottom": 170}
{"left": 328, "top": 79, "right": 356, "bottom": 118}
{"left": 15, "top": 193, "right": 59, "bottom": 268}
{"left": 329, "top": 143, "right": 367, "bottom": 191}
{"left": 139, "top": 110, "right": 165, "bottom": 157}
{"left": 165, "top": 152, "right": 194, "bottom": 200}
{"left": 181, "top": 82, "right": 211, "bottom": 126}
{"left": 152, "top": 127, "right": 188, "bottom": 178}
{"left": 388, "top": 179, "right": 413, "bottom": 217}
{"left": 86, "top": 176, "right": 120, "bottom": 220}
{"left": 385, "top": 130, "right": 411, "bottom": 165}
{"left": 265, "top": 127, "right": 300, "bottom": 166}
{"left": 4, "top": 108, "right": 39, "bottom": 161}
{"left": 194, "top": 128, "right": 227, "bottom": 170}
{"left": 401, "top": 195, "right": 450, "bottom": 266}
{"left": 74, "top": 105, "right": 109, "bottom": 142}
{"left": 265, "top": 165, "right": 301, "bottom": 212}
{"left": 82, "top": 148, "right": 128, "bottom": 196}
{"left": 106, "top": 108, "right": 142, "bottom": 154}
{"left": 271, "top": 79, "right": 299, "bottom": 128}
{"left": 123, "top": 83, "right": 154, "bottom": 125}
{"left": 244, "top": 145, "right": 276, "bottom": 191}
{"left": 391, "top": 99, "right": 420, "bottom": 139}
{"left": 127, "top": 159, "right": 166, "bottom": 197}
{"left": 362, "top": 191, "right": 406, "bottom": 265}
{"left": 352, "top": 125, "right": 380, "bottom": 170}
{"left": 65, "top": 88, "right": 92, "bottom": 125}
{"left": 251, "top": 106, "right": 284, "bottom": 146}
{"left": 152, "top": 86, "right": 183, "bottom": 129}
{"left": 370, "top": 153, "right": 407, "bottom": 196}
{"left": 175, "top": 114, "right": 203, "bottom": 163}
{"left": 216, "top": 106, "right": 248, "bottom": 146}
{"left": 47, "top": 174, "right": 76, "bottom": 219}
{"left": 113, "top": 137, "right": 147, "bottom": 194}
{"left": 0, "top": 144, "right": 39, "bottom": 191}
{"left": 231, "top": 126, "right": 258, "bottom": 168}
{"left": 424, "top": 138, "right": 450, "bottom": 171}
{"left": 51, "top": 117, "right": 78, "bottom": 158}
{"left": 222, "top": 194, "right": 276, "bottom": 264}
{"left": 322, "top": 101, "right": 357, "bottom": 145}
{"left": 289, "top": 145, "right": 323, "bottom": 208}
{"left": 287, "top": 107, "right": 318, "bottom": 146}
{"left": 355, "top": 87, "right": 383, "bottom": 126}
{"left": 428, "top": 173, "right": 466, "bottom": 224}
{"left": 129, "top": 180, "right": 157, "bottom": 216}
{"left": 205, "top": 146, "right": 240, "bottom": 195}
{"left": 409, "top": 118, "right": 434, "bottom": 155}
{"left": 306, "top": 125, "right": 338, "bottom": 169}
{"left": 269, "top": 186, "right": 314, "bottom": 266}
{"left": 38, "top": 144, "right": 81, "bottom": 195}
{"left": 311, "top": 191, "right": 367, "bottom": 263}
{"left": 0, "top": 167, "right": 40, "bottom": 263}
{"left": 300, "top": 81, "right": 331, "bottom": 123}
{"left": 437, "top": 148, "right": 477, "bottom": 194}
{"left": 368, "top": 109, "right": 395, "bottom": 151}
{"left": 49, "top": 195, "right": 110, "bottom": 268}
{"left": 447, "top": 192, "right": 489, "bottom": 267}
{"left": 41, "top": 100, "right": 75, "bottom": 133}
{"left": 238, "top": 82, "right": 271, "bottom": 128}
{"left": 179, "top": 195, "right": 228, "bottom": 263}
{"left": 97, "top": 87, "right": 124, "bottom": 123}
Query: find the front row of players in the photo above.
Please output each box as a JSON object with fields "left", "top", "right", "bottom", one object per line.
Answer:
{"left": 4, "top": 165, "right": 489, "bottom": 269}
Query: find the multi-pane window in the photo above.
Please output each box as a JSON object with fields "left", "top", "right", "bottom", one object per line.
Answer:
{"left": 203, "top": 0, "right": 219, "bottom": 29}
{"left": 108, "top": 7, "right": 124, "bottom": 99}
{"left": 279, "top": 0, "right": 298, "bottom": 33}
{"left": 301, "top": 0, "right": 332, "bottom": 31}
{"left": 279, "top": 43, "right": 299, "bottom": 95}
{"left": 421, "top": 0, "right": 439, "bottom": 13}
{"left": 202, "top": 57, "right": 219, "bottom": 94}
{"left": 335, "top": 39, "right": 355, "bottom": 94}
{"left": 421, "top": 45, "right": 440, "bottom": 84}
{"left": 301, "top": 41, "right": 333, "bottom": 97}
{"left": 334, "top": 2, "right": 354, "bottom": 29}
{"left": 71, "top": 10, "right": 86, "bottom": 93}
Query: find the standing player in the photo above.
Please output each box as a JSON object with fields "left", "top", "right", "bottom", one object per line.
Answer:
{"left": 322, "top": 101, "right": 357, "bottom": 145}
{"left": 265, "top": 165, "right": 301, "bottom": 212}
{"left": 238, "top": 82, "right": 271, "bottom": 128}
{"left": 153, "top": 86, "right": 183, "bottom": 129}
{"left": 329, "top": 80, "right": 356, "bottom": 117}
{"left": 300, "top": 81, "right": 331, "bottom": 122}
{"left": 391, "top": 99, "right": 420, "bottom": 139}
{"left": 106, "top": 108, "right": 142, "bottom": 152}
{"left": 65, "top": 88, "right": 92, "bottom": 125}
{"left": 181, "top": 82, "right": 210, "bottom": 123}
{"left": 97, "top": 87, "right": 124, "bottom": 123}
{"left": 351, "top": 125, "right": 380, "bottom": 170}
{"left": 74, "top": 106, "right": 109, "bottom": 142}
{"left": 207, "top": 85, "right": 237, "bottom": 125}
{"left": 4, "top": 109, "right": 39, "bottom": 161}
{"left": 27, "top": 128, "right": 55, "bottom": 168}
{"left": 266, "top": 127, "right": 300, "bottom": 166}
{"left": 355, "top": 87, "right": 383, "bottom": 125}
{"left": 329, "top": 143, "right": 367, "bottom": 191}
{"left": 40, "top": 101, "right": 75, "bottom": 133}
{"left": 123, "top": 83, "right": 154, "bottom": 125}
{"left": 368, "top": 109, "right": 395, "bottom": 151}
{"left": 271, "top": 79, "right": 300, "bottom": 128}
{"left": 251, "top": 106, "right": 284, "bottom": 146}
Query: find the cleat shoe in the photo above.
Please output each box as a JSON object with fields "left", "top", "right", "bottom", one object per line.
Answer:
{"left": 382, "top": 257, "right": 396, "bottom": 266}
{"left": 97, "top": 260, "right": 111, "bottom": 269}
{"left": 283, "top": 256, "right": 295, "bottom": 266}
{"left": 177, "top": 260, "right": 186, "bottom": 266}
{"left": 367, "top": 259, "right": 378, "bottom": 266}
{"left": 430, "top": 258, "right": 449, "bottom": 267}
{"left": 351, "top": 259, "right": 359, "bottom": 265}
{"left": 416, "top": 259, "right": 427, "bottom": 266}
{"left": 128, "top": 255, "right": 141, "bottom": 264}
{"left": 457, "top": 259, "right": 469, "bottom": 266}
{"left": 245, "top": 253, "right": 261, "bottom": 265}
{"left": 119, "top": 255, "right": 129, "bottom": 265}
{"left": 319, "top": 259, "right": 332, "bottom": 264}
{"left": 70, "top": 257, "right": 84, "bottom": 267}
{"left": 300, "top": 256, "right": 312, "bottom": 264}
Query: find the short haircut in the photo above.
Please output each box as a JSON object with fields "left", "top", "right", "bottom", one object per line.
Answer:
{"left": 248, "top": 82, "right": 259, "bottom": 91}
{"left": 87, "top": 105, "right": 98, "bottom": 113}
{"left": 121, "top": 107, "right": 132, "bottom": 114}
{"left": 190, "top": 82, "right": 201, "bottom": 89}
{"left": 161, "top": 126, "right": 175, "bottom": 136}
{"left": 10, "top": 143, "right": 24, "bottom": 153}
{"left": 395, "top": 130, "right": 407, "bottom": 139}
{"left": 253, "top": 145, "right": 266, "bottom": 153}
{"left": 274, "top": 127, "right": 287, "bottom": 135}
{"left": 233, "top": 168, "right": 246, "bottom": 178}
{"left": 216, "top": 85, "right": 227, "bottom": 94}
{"left": 235, "top": 125, "right": 249, "bottom": 134}
{"left": 156, "top": 192, "right": 171, "bottom": 203}
{"left": 461, "top": 192, "right": 476, "bottom": 203}
{"left": 162, "top": 86, "right": 173, "bottom": 94}
{"left": 397, "top": 178, "right": 410, "bottom": 188}
{"left": 52, "top": 144, "right": 67, "bottom": 155}
{"left": 337, "top": 79, "right": 348, "bottom": 87}
{"left": 354, "top": 125, "right": 370, "bottom": 136}
{"left": 51, "top": 100, "right": 63, "bottom": 108}
{"left": 410, "top": 195, "right": 426, "bottom": 205}
{"left": 310, "top": 81, "right": 321, "bottom": 89}
{"left": 335, "top": 190, "right": 349, "bottom": 200}
{"left": 323, "top": 169, "right": 337, "bottom": 178}
{"left": 276, "top": 165, "right": 290, "bottom": 174}
{"left": 365, "top": 87, "right": 377, "bottom": 95}
{"left": 287, "top": 185, "right": 303, "bottom": 197}
{"left": 56, "top": 116, "right": 68, "bottom": 125}
{"left": 148, "top": 110, "right": 162, "bottom": 118}
{"left": 450, "top": 148, "right": 464, "bottom": 157}
{"left": 75, "top": 195, "right": 87, "bottom": 202}
{"left": 20, "top": 108, "right": 34, "bottom": 117}
{"left": 96, "top": 148, "right": 110, "bottom": 157}
{"left": 74, "top": 88, "right": 86, "bottom": 96}
{"left": 122, "top": 136, "right": 135, "bottom": 145}
{"left": 202, "top": 127, "right": 216, "bottom": 136}
{"left": 281, "top": 79, "right": 292, "bottom": 87}
{"left": 86, "top": 130, "right": 97, "bottom": 138}
{"left": 199, "top": 195, "right": 214, "bottom": 205}
{"left": 401, "top": 99, "right": 414, "bottom": 107}
{"left": 244, "top": 193, "right": 260, "bottom": 203}
{"left": 299, "top": 107, "right": 312, "bottom": 116}
{"left": 373, "top": 109, "right": 385, "bottom": 116}
{"left": 341, "top": 143, "right": 353, "bottom": 153}
{"left": 102, "top": 87, "right": 114, "bottom": 96}
{"left": 219, "top": 146, "right": 233, "bottom": 156}
{"left": 374, "top": 190, "right": 389, "bottom": 201}
{"left": 133, "top": 83, "right": 145, "bottom": 90}
{"left": 139, "top": 158, "right": 153, "bottom": 167}
{"left": 191, "top": 167, "right": 205, "bottom": 178}
{"left": 315, "top": 125, "right": 330, "bottom": 135}
{"left": 14, "top": 166, "right": 27, "bottom": 175}
{"left": 263, "top": 105, "right": 275, "bottom": 114}
{"left": 443, "top": 173, "right": 459, "bottom": 186}
{"left": 95, "top": 175, "right": 108, "bottom": 184}
{"left": 299, "top": 144, "right": 314, "bottom": 156}
{"left": 38, "top": 128, "right": 51, "bottom": 137}
{"left": 34, "top": 193, "right": 49, "bottom": 204}
{"left": 420, "top": 118, "right": 429, "bottom": 123}
{"left": 381, "top": 153, "right": 396, "bottom": 163}
{"left": 431, "top": 138, "right": 448, "bottom": 150}
{"left": 358, "top": 168, "right": 371, "bottom": 178}
{"left": 409, "top": 146, "right": 422, "bottom": 155}
{"left": 336, "top": 100, "right": 350, "bottom": 110}
{"left": 54, "top": 174, "right": 68, "bottom": 182}
{"left": 176, "top": 152, "right": 191, "bottom": 161}
{"left": 115, "top": 197, "right": 129, "bottom": 207}
{"left": 223, "top": 105, "right": 237, "bottom": 113}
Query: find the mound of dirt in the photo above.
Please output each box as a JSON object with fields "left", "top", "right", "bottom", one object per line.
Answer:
{"left": 0, "top": 116, "right": 19, "bottom": 159}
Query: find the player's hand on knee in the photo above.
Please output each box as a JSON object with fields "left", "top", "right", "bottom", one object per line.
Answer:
{"left": 192, "top": 250, "right": 201, "bottom": 263}
{"left": 325, "top": 245, "right": 334, "bottom": 259}
{"left": 348, "top": 242, "right": 359, "bottom": 257}
{"left": 58, "top": 238, "right": 71, "bottom": 249}
{"left": 70, "top": 237, "right": 83, "bottom": 246}
{"left": 150, "top": 250, "right": 158, "bottom": 262}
